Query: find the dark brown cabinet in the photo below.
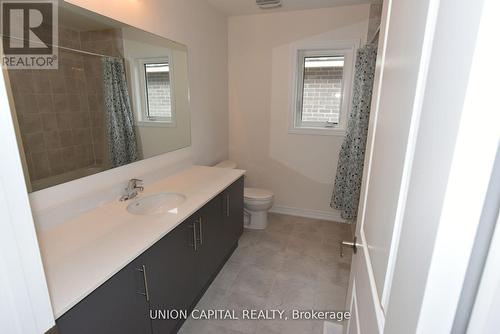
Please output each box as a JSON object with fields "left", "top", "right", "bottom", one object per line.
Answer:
{"left": 56, "top": 256, "right": 152, "bottom": 334}
{"left": 223, "top": 176, "right": 244, "bottom": 248}
{"left": 146, "top": 215, "right": 199, "bottom": 334}
{"left": 194, "top": 195, "right": 226, "bottom": 289}
{"left": 56, "top": 177, "right": 244, "bottom": 334}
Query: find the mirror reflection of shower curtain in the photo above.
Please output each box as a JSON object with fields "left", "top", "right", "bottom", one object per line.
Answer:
{"left": 331, "top": 44, "right": 378, "bottom": 221}
{"left": 102, "top": 57, "right": 138, "bottom": 168}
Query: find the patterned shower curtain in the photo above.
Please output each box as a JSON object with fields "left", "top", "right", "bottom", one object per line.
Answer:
{"left": 102, "top": 57, "right": 138, "bottom": 168}
{"left": 331, "top": 44, "right": 378, "bottom": 221}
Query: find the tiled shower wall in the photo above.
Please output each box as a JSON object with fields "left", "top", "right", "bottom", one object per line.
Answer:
{"left": 8, "top": 26, "right": 123, "bottom": 183}
{"left": 301, "top": 66, "right": 343, "bottom": 123}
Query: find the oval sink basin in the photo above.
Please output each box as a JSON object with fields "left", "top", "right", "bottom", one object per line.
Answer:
{"left": 127, "top": 192, "right": 186, "bottom": 215}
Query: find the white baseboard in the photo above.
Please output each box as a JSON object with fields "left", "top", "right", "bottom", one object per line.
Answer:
{"left": 269, "top": 204, "right": 346, "bottom": 223}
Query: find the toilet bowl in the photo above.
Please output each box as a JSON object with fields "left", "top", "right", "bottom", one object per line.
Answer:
{"left": 243, "top": 188, "right": 274, "bottom": 229}
{"left": 214, "top": 160, "right": 274, "bottom": 229}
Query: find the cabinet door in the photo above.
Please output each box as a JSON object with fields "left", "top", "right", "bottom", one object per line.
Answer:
{"left": 223, "top": 177, "right": 244, "bottom": 248}
{"left": 195, "top": 195, "right": 225, "bottom": 289}
{"left": 145, "top": 218, "right": 199, "bottom": 334}
{"left": 56, "top": 258, "right": 151, "bottom": 334}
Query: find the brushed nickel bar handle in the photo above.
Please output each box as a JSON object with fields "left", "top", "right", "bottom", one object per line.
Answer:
{"left": 198, "top": 217, "right": 203, "bottom": 246}
{"left": 137, "top": 265, "right": 150, "bottom": 302}
{"left": 191, "top": 222, "right": 197, "bottom": 251}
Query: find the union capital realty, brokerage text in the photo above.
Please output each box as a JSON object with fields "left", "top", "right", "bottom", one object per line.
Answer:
{"left": 150, "top": 309, "right": 351, "bottom": 322}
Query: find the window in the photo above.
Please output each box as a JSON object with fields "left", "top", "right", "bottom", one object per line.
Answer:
{"left": 144, "top": 63, "right": 171, "bottom": 120}
{"left": 291, "top": 42, "right": 356, "bottom": 135}
{"left": 136, "top": 57, "right": 175, "bottom": 125}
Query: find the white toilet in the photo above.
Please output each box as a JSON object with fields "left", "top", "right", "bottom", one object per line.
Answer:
{"left": 215, "top": 160, "right": 274, "bottom": 229}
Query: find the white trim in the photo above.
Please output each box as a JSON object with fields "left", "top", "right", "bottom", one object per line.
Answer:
{"left": 360, "top": 228, "right": 386, "bottom": 331}
{"left": 270, "top": 204, "right": 346, "bottom": 223}
{"left": 467, "top": 215, "right": 500, "bottom": 332}
{"left": 136, "top": 120, "right": 176, "bottom": 128}
{"left": 415, "top": 0, "right": 500, "bottom": 329}
{"left": 288, "top": 127, "right": 346, "bottom": 137}
{"left": 0, "top": 67, "right": 54, "bottom": 333}
{"left": 288, "top": 39, "right": 359, "bottom": 136}
{"left": 345, "top": 279, "right": 356, "bottom": 334}
{"left": 380, "top": 0, "right": 440, "bottom": 309}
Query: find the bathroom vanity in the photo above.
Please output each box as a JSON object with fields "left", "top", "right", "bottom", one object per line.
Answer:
{"left": 36, "top": 166, "right": 244, "bottom": 334}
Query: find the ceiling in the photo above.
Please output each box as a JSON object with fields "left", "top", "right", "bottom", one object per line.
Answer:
{"left": 206, "top": 0, "right": 377, "bottom": 16}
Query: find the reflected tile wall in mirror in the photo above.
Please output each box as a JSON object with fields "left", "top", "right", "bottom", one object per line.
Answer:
{"left": 4, "top": 3, "right": 191, "bottom": 192}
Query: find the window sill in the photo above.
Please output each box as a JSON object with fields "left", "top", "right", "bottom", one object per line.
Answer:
{"left": 137, "top": 120, "right": 176, "bottom": 128}
{"left": 288, "top": 127, "right": 346, "bottom": 136}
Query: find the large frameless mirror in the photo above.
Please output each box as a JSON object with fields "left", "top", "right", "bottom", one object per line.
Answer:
{"left": 2, "top": 2, "right": 191, "bottom": 192}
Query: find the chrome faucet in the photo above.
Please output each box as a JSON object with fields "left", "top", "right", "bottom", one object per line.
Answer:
{"left": 120, "top": 179, "right": 144, "bottom": 201}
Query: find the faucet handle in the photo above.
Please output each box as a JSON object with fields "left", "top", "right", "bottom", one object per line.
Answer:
{"left": 131, "top": 179, "right": 144, "bottom": 193}
{"left": 121, "top": 179, "right": 144, "bottom": 201}
{"left": 130, "top": 178, "right": 143, "bottom": 186}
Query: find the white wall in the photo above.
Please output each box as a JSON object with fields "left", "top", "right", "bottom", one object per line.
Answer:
{"left": 228, "top": 5, "right": 370, "bottom": 219}
{"left": 64, "top": 0, "right": 228, "bottom": 165}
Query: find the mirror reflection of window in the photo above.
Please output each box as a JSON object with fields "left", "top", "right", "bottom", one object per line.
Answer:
{"left": 136, "top": 57, "right": 175, "bottom": 125}
{"left": 144, "top": 62, "right": 172, "bottom": 122}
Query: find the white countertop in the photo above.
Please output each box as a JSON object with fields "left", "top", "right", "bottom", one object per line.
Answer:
{"left": 37, "top": 166, "right": 245, "bottom": 319}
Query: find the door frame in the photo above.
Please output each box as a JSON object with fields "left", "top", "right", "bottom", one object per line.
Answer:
{"left": 0, "top": 68, "right": 55, "bottom": 332}
{"left": 383, "top": 0, "right": 499, "bottom": 332}
{"left": 346, "top": 0, "right": 498, "bottom": 332}
{"left": 345, "top": 0, "right": 441, "bottom": 330}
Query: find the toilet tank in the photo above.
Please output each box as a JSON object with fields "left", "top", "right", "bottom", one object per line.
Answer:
{"left": 214, "top": 160, "right": 238, "bottom": 169}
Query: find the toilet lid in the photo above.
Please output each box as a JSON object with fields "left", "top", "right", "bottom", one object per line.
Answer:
{"left": 244, "top": 188, "right": 274, "bottom": 200}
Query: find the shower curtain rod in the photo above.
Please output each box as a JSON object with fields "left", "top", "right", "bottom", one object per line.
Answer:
{"left": 1, "top": 34, "right": 123, "bottom": 61}
{"left": 52, "top": 43, "right": 123, "bottom": 61}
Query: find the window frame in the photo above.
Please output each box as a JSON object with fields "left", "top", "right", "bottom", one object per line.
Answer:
{"left": 289, "top": 40, "right": 358, "bottom": 136}
{"left": 134, "top": 55, "right": 177, "bottom": 128}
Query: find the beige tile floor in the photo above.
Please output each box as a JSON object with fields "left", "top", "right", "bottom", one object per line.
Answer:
{"left": 179, "top": 213, "right": 352, "bottom": 334}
